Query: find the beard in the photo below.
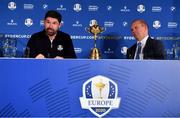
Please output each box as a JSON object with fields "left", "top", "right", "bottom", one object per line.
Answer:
{"left": 45, "top": 28, "right": 57, "bottom": 36}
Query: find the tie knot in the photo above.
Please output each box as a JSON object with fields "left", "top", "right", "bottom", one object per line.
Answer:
{"left": 137, "top": 42, "right": 142, "bottom": 47}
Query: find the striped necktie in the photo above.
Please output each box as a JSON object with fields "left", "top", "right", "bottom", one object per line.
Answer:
{"left": 135, "top": 42, "right": 142, "bottom": 59}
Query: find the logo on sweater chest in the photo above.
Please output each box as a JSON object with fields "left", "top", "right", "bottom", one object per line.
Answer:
{"left": 57, "top": 45, "right": 63, "bottom": 51}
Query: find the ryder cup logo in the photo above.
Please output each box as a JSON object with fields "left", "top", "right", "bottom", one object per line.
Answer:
{"left": 153, "top": 20, "right": 161, "bottom": 29}
{"left": 57, "top": 45, "right": 63, "bottom": 51}
{"left": 121, "top": 46, "right": 128, "bottom": 55}
{"left": 8, "top": 2, "right": 16, "bottom": 10}
{"left": 25, "top": 18, "right": 33, "bottom": 27}
{"left": 89, "top": 19, "right": 97, "bottom": 26}
{"left": 137, "top": 4, "right": 145, "bottom": 13}
{"left": 74, "top": 3, "right": 82, "bottom": 12}
{"left": 80, "top": 75, "right": 121, "bottom": 118}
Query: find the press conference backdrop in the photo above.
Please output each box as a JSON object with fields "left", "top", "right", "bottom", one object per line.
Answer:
{"left": 0, "top": 0, "right": 180, "bottom": 59}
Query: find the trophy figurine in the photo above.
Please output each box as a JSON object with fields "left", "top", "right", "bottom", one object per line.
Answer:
{"left": 95, "top": 80, "right": 105, "bottom": 99}
{"left": 86, "top": 20, "right": 105, "bottom": 59}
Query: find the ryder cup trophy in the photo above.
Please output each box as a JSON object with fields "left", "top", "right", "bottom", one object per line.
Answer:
{"left": 95, "top": 80, "right": 105, "bottom": 99}
{"left": 86, "top": 20, "right": 105, "bottom": 59}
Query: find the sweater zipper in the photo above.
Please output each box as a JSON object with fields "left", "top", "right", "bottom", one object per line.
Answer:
{"left": 51, "top": 43, "right": 53, "bottom": 48}
{"left": 50, "top": 40, "right": 53, "bottom": 48}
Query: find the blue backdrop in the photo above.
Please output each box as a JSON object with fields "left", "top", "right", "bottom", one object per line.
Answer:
{"left": 0, "top": 0, "right": 180, "bottom": 59}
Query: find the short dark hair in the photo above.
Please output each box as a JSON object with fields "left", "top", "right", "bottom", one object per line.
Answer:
{"left": 44, "top": 10, "right": 62, "bottom": 23}
{"left": 132, "top": 19, "right": 149, "bottom": 28}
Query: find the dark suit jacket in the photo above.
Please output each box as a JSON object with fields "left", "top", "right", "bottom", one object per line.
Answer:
{"left": 127, "top": 37, "right": 165, "bottom": 59}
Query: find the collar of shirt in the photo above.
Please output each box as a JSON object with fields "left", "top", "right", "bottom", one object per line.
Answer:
{"left": 137, "top": 35, "right": 149, "bottom": 49}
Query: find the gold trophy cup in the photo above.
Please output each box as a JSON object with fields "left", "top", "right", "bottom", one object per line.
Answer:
{"left": 95, "top": 80, "right": 105, "bottom": 99}
{"left": 86, "top": 20, "right": 105, "bottom": 59}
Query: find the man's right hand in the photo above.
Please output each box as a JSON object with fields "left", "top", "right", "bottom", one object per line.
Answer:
{"left": 35, "top": 54, "right": 45, "bottom": 59}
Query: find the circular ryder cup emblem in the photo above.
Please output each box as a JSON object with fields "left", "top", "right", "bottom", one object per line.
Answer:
{"left": 89, "top": 19, "right": 97, "bottom": 26}
{"left": 25, "top": 18, "right": 33, "bottom": 27}
{"left": 74, "top": 3, "right": 82, "bottom": 12}
{"left": 8, "top": 2, "right": 16, "bottom": 10}
{"left": 121, "top": 46, "right": 128, "bottom": 55}
{"left": 137, "top": 4, "right": 145, "bottom": 13}
{"left": 153, "top": 20, "right": 161, "bottom": 29}
{"left": 80, "top": 75, "right": 121, "bottom": 118}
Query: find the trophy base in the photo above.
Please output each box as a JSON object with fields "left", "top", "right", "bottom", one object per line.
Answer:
{"left": 90, "top": 48, "right": 101, "bottom": 59}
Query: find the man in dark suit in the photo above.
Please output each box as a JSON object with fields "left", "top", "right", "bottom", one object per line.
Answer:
{"left": 127, "top": 19, "right": 165, "bottom": 60}
{"left": 25, "top": 10, "right": 76, "bottom": 59}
